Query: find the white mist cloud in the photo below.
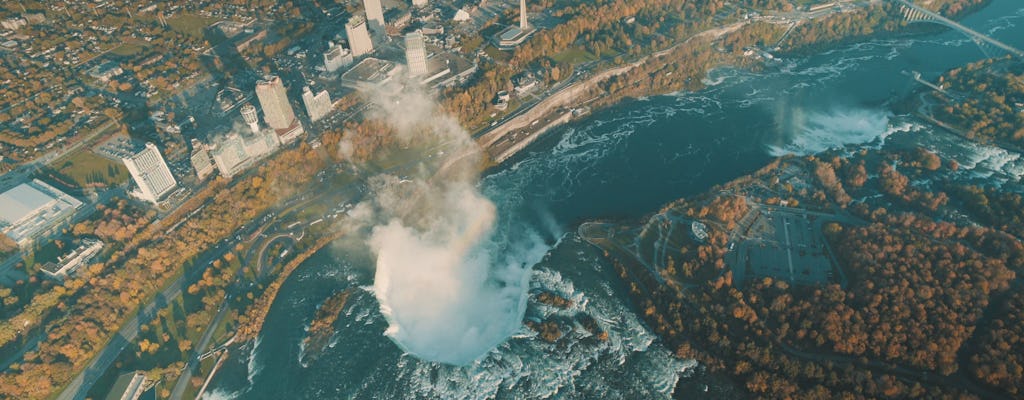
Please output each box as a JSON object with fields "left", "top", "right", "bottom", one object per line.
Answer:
{"left": 767, "top": 105, "right": 895, "bottom": 156}
{"left": 353, "top": 79, "right": 547, "bottom": 365}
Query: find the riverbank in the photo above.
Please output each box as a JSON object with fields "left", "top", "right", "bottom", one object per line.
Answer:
{"left": 475, "top": 21, "right": 751, "bottom": 165}
{"left": 232, "top": 231, "right": 346, "bottom": 343}
{"left": 474, "top": 2, "right": 886, "bottom": 166}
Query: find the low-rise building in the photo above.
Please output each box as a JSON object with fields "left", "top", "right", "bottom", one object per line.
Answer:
{"left": 0, "top": 179, "right": 83, "bottom": 249}
{"left": 189, "top": 139, "right": 215, "bottom": 180}
{"left": 323, "top": 43, "right": 354, "bottom": 73}
{"left": 341, "top": 57, "right": 398, "bottom": 89}
{"left": 513, "top": 73, "right": 539, "bottom": 95}
{"left": 88, "top": 62, "right": 124, "bottom": 83}
{"left": 208, "top": 128, "right": 281, "bottom": 178}
{"left": 40, "top": 238, "right": 104, "bottom": 281}
{"left": 1, "top": 18, "right": 27, "bottom": 31}
{"left": 104, "top": 371, "right": 153, "bottom": 400}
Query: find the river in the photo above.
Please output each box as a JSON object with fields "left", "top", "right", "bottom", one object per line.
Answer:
{"left": 205, "top": 2, "right": 1024, "bottom": 398}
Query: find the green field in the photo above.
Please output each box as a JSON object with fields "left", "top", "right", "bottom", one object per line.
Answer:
{"left": 110, "top": 42, "right": 147, "bottom": 56}
{"left": 54, "top": 150, "right": 130, "bottom": 188}
{"left": 552, "top": 47, "right": 598, "bottom": 65}
{"left": 483, "top": 44, "right": 512, "bottom": 63}
{"left": 167, "top": 14, "right": 217, "bottom": 37}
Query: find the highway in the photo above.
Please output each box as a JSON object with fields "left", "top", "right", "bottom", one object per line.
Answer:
{"left": 167, "top": 223, "right": 301, "bottom": 400}
{"left": 167, "top": 294, "right": 231, "bottom": 400}
{"left": 56, "top": 156, "right": 375, "bottom": 399}
{"left": 55, "top": 209, "right": 272, "bottom": 400}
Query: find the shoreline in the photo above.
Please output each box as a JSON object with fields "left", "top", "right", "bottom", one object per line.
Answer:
{"left": 475, "top": 21, "right": 751, "bottom": 165}
{"left": 232, "top": 230, "right": 346, "bottom": 343}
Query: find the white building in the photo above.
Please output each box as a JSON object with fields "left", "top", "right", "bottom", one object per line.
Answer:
{"left": 1, "top": 18, "right": 27, "bottom": 31}
{"left": 255, "top": 76, "right": 304, "bottom": 144}
{"left": 240, "top": 102, "right": 260, "bottom": 134}
{"left": 301, "top": 87, "right": 332, "bottom": 122}
{"left": 123, "top": 142, "right": 177, "bottom": 204}
{"left": 106, "top": 371, "right": 149, "bottom": 400}
{"left": 208, "top": 128, "right": 281, "bottom": 178}
{"left": 493, "top": 0, "right": 535, "bottom": 49}
{"left": 412, "top": 0, "right": 428, "bottom": 7}
{"left": 405, "top": 32, "right": 428, "bottom": 77}
{"left": 0, "top": 179, "right": 83, "bottom": 248}
{"left": 40, "top": 239, "right": 104, "bottom": 281}
{"left": 346, "top": 15, "right": 374, "bottom": 57}
{"left": 190, "top": 139, "right": 215, "bottom": 180}
{"left": 363, "top": 0, "right": 386, "bottom": 35}
{"left": 255, "top": 76, "right": 296, "bottom": 131}
{"left": 323, "top": 43, "right": 354, "bottom": 73}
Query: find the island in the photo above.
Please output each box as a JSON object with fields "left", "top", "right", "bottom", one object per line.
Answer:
{"left": 300, "top": 289, "right": 352, "bottom": 365}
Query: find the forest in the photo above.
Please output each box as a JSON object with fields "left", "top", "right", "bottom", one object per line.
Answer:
{"left": 932, "top": 58, "right": 1024, "bottom": 148}
{"left": 0, "top": 143, "right": 325, "bottom": 398}
{"left": 604, "top": 139, "right": 1024, "bottom": 398}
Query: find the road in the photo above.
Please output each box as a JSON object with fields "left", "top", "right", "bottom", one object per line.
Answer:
{"left": 168, "top": 219, "right": 301, "bottom": 400}
{"left": 57, "top": 157, "right": 374, "bottom": 399}
{"left": 0, "top": 185, "right": 126, "bottom": 284}
{"left": 55, "top": 215, "right": 267, "bottom": 400}
{"left": 167, "top": 295, "right": 232, "bottom": 400}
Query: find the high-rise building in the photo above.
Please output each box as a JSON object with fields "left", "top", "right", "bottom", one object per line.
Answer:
{"left": 255, "top": 76, "right": 304, "bottom": 143}
{"left": 240, "top": 103, "right": 260, "bottom": 134}
{"left": 255, "top": 76, "right": 296, "bottom": 131}
{"left": 190, "top": 139, "right": 215, "bottom": 180}
{"left": 493, "top": 0, "right": 535, "bottom": 49}
{"left": 405, "top": 32, "right": 428, "bottom": 77}
{"left": 520, "top": 0, "right": 529, "bottom": 30}
{"left": 346, "top": 15, "right": 374, "bottom": 57}
{"left": 123, "top": 142, "right": 177, "bottom": 204}
{"left": 323, "top": 43, "right": 354, "bottom": 73}
{"left": 301, "top": 87, "right": 332, "bottom": 122}
{"left": 363, "top": 0, "right": 385, "bottom": 35}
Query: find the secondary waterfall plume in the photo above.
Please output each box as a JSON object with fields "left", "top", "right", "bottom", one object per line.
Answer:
{"left": 353, "top": 81, "right": 547, "bottom": 365}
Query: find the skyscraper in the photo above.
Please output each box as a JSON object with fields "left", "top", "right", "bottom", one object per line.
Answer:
{"left": 363, "top": 0, "right": 385, "bottom": 35}
{"left": 301, "top": 86, "right": 332, "bottom": 122}
{"left": 240, "top": 103, "right": 260, "bottom": 134}
{"left": 520, "top": 0, "right": 529, "bottom": 30}
{"left": 254, "top": 76, "right": 297, "bottom": 131}
{"left": 405, "top": 32, "right": 428, "bottom": 77}
{"left": 493, "top": 0, "right": 535, "bottom": 49}
{"left": 346, "top": 15, "right": 374, "bottom": 57}
{"left": 123, "top": 142, "right": 177, "bottom": 204}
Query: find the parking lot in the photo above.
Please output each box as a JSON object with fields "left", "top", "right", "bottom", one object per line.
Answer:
{"left": 728, "top": 204, "right": 841, "bottom": 286}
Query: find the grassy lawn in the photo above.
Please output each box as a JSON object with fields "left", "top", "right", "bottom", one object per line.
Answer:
{"left": 110, "top": 42, "right": 147, "bottom": 56}
{"left": 54, "top": 150, "right": 130, "bottom": 188}
{"left": 551, "top": 47, "right": 598, "bottom": 65}
{"left": 167, "top": 14, "right": 217, "bottom": 38}
{"left": 483, "top": 44, "right": 512, "bottom": 63}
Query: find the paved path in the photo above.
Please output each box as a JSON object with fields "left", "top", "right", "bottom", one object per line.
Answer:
{"left": 56, "top": 228, "right": 253, "bottom": 400}
{"left": 168, "top": 297, "right": 231, "bottom": 400}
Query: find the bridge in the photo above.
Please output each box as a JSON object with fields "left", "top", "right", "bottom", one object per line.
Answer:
{"left": 894, "top": 0, "right": 1024, "bottom": 58}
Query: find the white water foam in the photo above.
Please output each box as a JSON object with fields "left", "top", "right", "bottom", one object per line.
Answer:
{"left": 356, "top": 256, "right": 690, "bottom": 400}
{"left": 767, "top": 108, "right": 922, "bottom": 156}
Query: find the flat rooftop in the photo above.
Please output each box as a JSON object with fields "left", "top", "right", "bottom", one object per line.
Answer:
{"left": 341, "top": 57, "right": 397, "bottom": 86}
{"left": 0, "top": 179, "right": 83, "bottom": 245}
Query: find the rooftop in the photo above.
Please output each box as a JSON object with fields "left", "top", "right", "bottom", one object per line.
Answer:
{"left": 341, "top": 58, "right": 397, "bottom": 87}
{"left": 0, "top": 179, "right": 83, "bottom": 245}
